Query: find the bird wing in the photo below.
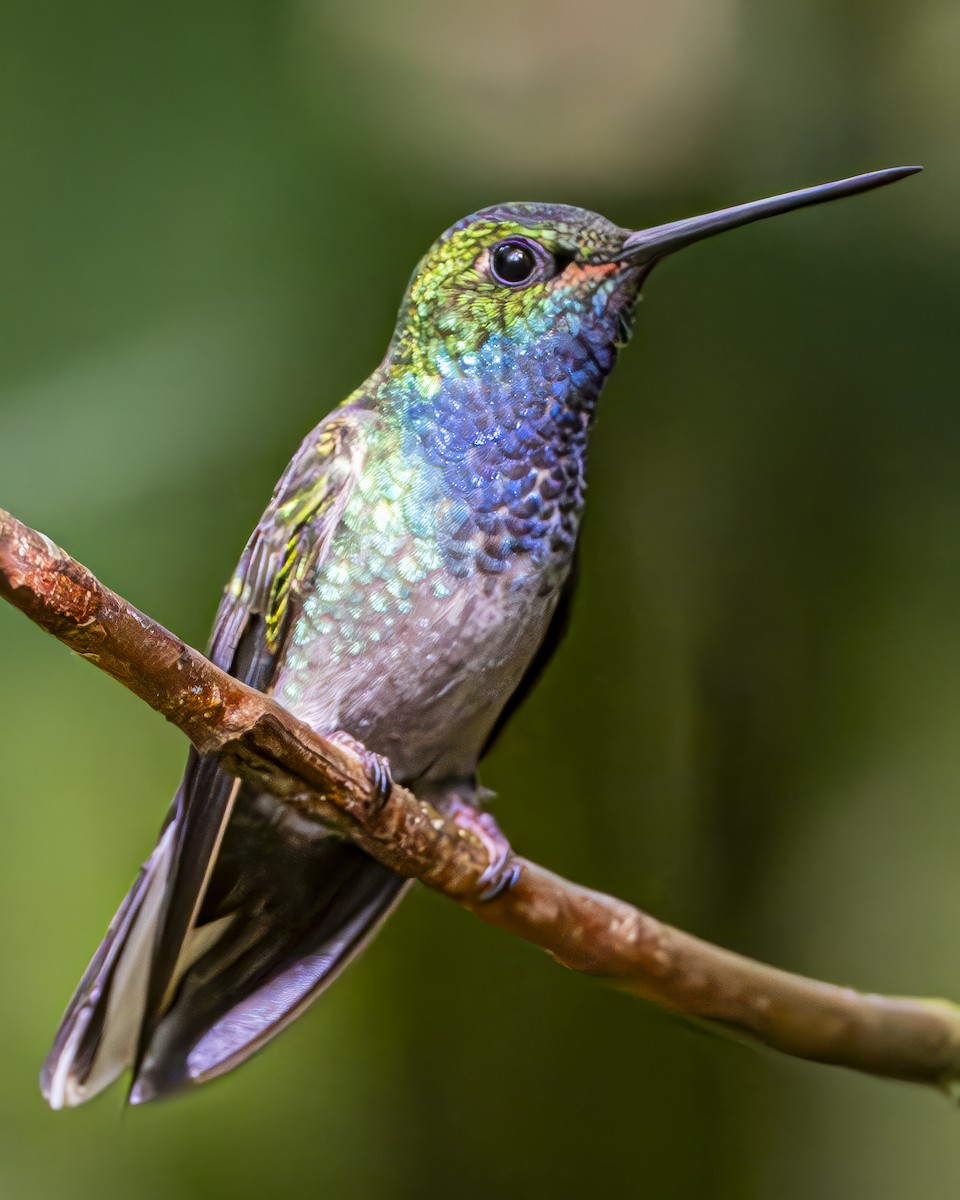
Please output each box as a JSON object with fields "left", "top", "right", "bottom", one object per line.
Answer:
{"left": 136, "top": 411, "right": 374, "bottom": 1054}
{"left": 211, "top": 410, "right": 373, "bottom": 678}
{"left": 42, "top": 409, "right": 374, "bottom": 1107}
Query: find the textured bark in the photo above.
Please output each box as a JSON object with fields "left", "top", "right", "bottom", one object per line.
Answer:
{"left": 3, "top": 505, "right": 960, "bottom": 1098}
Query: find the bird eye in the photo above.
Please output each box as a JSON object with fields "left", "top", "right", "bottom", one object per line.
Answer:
{"left": 490, "top": 239, "right": 543, "bottom": 287}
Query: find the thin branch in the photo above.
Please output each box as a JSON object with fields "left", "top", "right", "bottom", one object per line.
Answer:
{"left": 3, "top": 505, "right": 960, "bottom": 1099}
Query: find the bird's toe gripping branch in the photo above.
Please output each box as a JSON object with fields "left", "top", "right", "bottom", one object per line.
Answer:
{"left": 447, "top": 800, "right": 522, "bottom": 901}
{"left": 327, "top": 729, "right": 395, "bottom": 815}
{"left": 326, "top": 730, "right": 518, "bottom": 902}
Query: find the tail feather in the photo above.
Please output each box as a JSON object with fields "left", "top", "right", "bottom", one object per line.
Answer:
{"left": 41, "top": 823, "right": 177, "bottom": 1109}
{"left": 132, "top": 847, "right": 408, "bottom": 1102}
{"left": 42, "top": 785, "right": 408, "bottom": 1108}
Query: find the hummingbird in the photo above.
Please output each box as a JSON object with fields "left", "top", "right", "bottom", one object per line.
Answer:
{"left": 41, "top": 165, "right": 918, "bottom": 1107}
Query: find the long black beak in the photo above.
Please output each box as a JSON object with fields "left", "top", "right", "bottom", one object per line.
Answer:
{"left": 621, "top": 166, "right": 921, "bottom": 265}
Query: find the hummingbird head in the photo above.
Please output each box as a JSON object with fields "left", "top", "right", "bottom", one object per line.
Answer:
{"left": 393, "top": 201, "right": 640, "bottom": 377}
{"left": 390, "top": 166, "right": 920, "bottom": 385}
{"left": 381, "top": 166, "right": 919, "bottom": 579}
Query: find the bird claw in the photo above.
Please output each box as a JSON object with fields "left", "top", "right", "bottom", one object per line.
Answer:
{"left": 327, "top": 730, "right": 394, "bottom": 814}
{"left": 449, "top": 802, "right": 520, "bottom": 902}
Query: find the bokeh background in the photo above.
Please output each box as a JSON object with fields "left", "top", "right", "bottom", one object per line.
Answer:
{"left": 1, "top": 2, "right": 958, "bottom": 1197}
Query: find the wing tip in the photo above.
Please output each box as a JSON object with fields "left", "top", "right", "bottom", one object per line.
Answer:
{"left": 127, "top": 1075, "right": 158, "bottom": 1107}
{"left": 39, "top": 823, "right": 179, "bottom": 1110}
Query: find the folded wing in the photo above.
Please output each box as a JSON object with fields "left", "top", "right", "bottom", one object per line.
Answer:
{"left": 41, "top": 410, "right": 407, "bottom": 1107}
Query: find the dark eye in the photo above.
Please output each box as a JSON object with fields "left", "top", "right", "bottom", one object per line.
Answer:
{"left": 490, "top": 239, "right": 541, "bottom": 287}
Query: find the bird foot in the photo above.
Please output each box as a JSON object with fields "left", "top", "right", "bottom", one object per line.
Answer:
{"left": 448, "top": 800, "right": 520, "bottom": 902}
{"left": 327, "top": 730, "right": 394, "bottom": 814}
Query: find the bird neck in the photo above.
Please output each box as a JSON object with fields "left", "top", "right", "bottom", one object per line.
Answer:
{"left": 365, "top": 296, "right": 637, "bottom": 579}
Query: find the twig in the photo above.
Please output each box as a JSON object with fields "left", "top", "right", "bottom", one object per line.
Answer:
{"left": 2, "top": 505, "right": 960, "bottom": 1098}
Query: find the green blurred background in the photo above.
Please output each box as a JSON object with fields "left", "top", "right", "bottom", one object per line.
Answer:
{"left": 0, "top": 2, "right": 957, "bottom": 1196}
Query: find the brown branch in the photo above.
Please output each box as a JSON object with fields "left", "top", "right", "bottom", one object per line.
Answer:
{"left": 3, "top": 505, "right": 960, "bottom": 1099}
